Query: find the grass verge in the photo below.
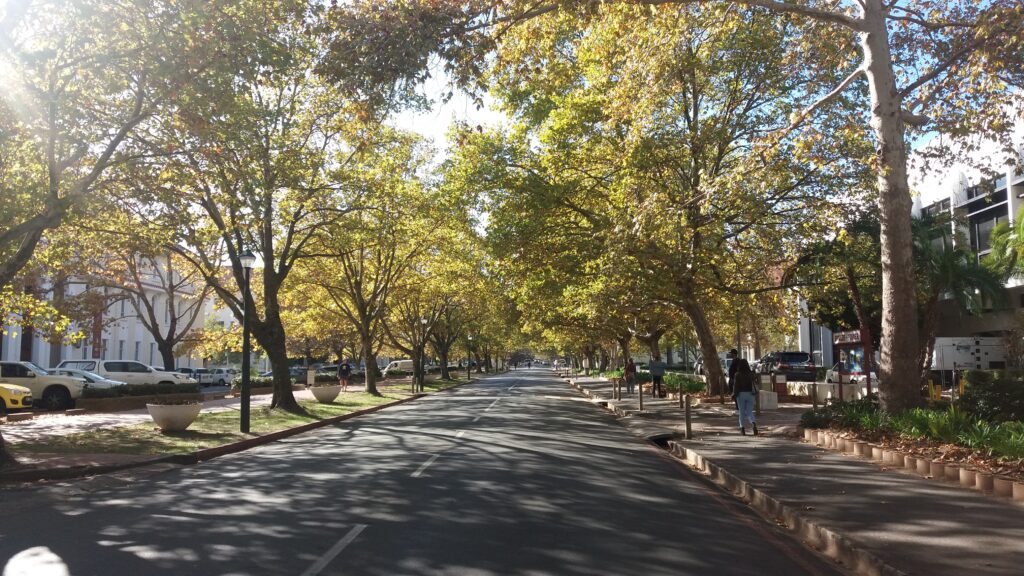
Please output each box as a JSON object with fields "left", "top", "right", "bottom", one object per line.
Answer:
{"left": 10, "top": 384, "right": 463, "bottom": 457}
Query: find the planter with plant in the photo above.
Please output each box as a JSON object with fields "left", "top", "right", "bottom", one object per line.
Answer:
{"left": 146, "top": 399, "right": 202, "bottom": 432}
{"left": 308, "top": 380, "right": 342, "bottom": 404}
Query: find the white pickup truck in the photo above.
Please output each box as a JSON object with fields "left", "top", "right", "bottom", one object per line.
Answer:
{"left": 55, "top": 359, "right": 194, "bottom": 387}
{"left": 0, "top": 360, "right": 85, "bottom": 410}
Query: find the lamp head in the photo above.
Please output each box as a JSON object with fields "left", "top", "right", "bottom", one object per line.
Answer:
{"left": 239, "top": 250, "right": 256, "bottom": 270}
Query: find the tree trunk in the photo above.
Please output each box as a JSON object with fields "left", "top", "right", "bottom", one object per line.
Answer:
{"left": 362, "top": 339, "right": 380, "bottom": 396}
{"left": 599, "top": 348, "right": 609, "bottom": 372}
{"left": 438, "top": 345, "right": 451, "bottom": 380}
{"left": 265, "top": 342, "right": 297, "bottom": 411}
{"left": 861, "top": 1, "right": 921, "bottom": 411}
{"left": 680, "top": 294, "right": 724, "bottom": 398}
{"left": 648, "top": 334, "right": 662, "bottom": 361}
{"left": 617, "top": 334, "right": 631, "bottom": 368}
{"left": 158, "top": 340, "right": 176, "bottom": 372}
{"left": 917, "top": 292, "right": 941, "bottom": 389}
{"left": 665, "top": 344, "right": 673, "bottom": 366}
{"left": 0, "top": 431, "right": 15, "bottom": 468}
{"left": 847, "top": 265, "right": 876, "bottom": 397}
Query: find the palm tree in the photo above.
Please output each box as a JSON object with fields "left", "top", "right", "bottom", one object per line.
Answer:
{"left": 913, "top": 214, "right": 1007, "bottom": 387}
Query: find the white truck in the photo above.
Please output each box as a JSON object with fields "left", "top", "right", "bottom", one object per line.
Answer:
{"left": 55, "top": 359, "right": 195, "bottom": 387}
{"left": 0, "top": 360, "right": 85, "bottom": 410}
{"left": 929, "top": 337, "right": 1007, "bottom": 386}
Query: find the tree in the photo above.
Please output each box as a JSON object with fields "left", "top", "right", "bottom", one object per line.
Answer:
{"left": 128, "top": 4, "right": 377, "bottom": 410}
{"left": 323, "top": 0, "right": 1024, "bottom": 411}
{"left": 914, "top": 215, "right": 1006, "bottom": 385}
{"left": 444, "top": 5, "right": 858, "bottom": 397}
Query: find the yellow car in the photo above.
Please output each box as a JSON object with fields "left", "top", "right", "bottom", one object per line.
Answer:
{"left": 0, "top": 382, "right": 33, "bottom": 414}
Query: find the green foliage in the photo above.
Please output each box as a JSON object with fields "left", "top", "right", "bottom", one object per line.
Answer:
{"left": 959, "top": 371, "right": 1024, "bottom": 422}
{"left": 82, "top": 383, "right": 200, "bottom": 398}
{"left": 663, "top": 373, "right": 706, "bottom": 394}
{"left": 231, "top": 377, "right": 276, "bottom": 390}
{"left": 925, "top": 406, "right": 972, "bottom": 444}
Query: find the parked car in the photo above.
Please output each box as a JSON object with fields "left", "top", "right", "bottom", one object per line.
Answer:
{"left": 176, "top": 367, "right": 215, "bottom": 386}
{"left": 0, "top": 361, "right": 85, "bottom": 410}
{"left": 54, "top": 359, "right": 193, "bottom": 387}
{"left": 693, "top": 358, "right": 704, "bottom": 375}
{"left": 0, "top": 382, "right": 33, "bottom": 413}
{"left": 825, "top": 362, "right": 878, "bottom": 385}
{"left": 208, "top": 368, "right": 236, "bottom": 386}
{"left": 382, "top": 359, "right": 414, "bottom": 377}
{"left": 48, "top": 368, "right": 126, "bottom": 389}
{"left": 756, "top": 351, "right": 817, "bottom": 382}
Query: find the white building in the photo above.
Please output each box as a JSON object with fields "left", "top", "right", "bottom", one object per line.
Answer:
{"left": 1, "top": 259, "right": 217, "bottom": 370}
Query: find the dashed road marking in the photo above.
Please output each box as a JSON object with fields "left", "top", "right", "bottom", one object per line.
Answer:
{"left": 301, "top": 524, "right": 367, "bottom": 576}
{"left": 411, "top": 454, "right": 441, "bottom": 478}
{"left": 455, "top": 430, "right": 465, "bottom": 438}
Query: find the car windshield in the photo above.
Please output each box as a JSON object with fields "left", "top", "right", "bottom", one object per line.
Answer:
{"left": 22, "top": 361, "right": 47, "bottom": 375}
{"left": 779, "top": 352, "right": 811, "bottom": 363}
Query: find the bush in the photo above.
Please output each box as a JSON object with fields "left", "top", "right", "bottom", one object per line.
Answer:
{"left": 959, "top": 371, "right": 1024, "bottom": 422}
{"left": 230, "top": 376, "right": 275, "bottom": 389}
{"left": 82, "top": 382, "right": 200, "bottom": 398}
{"left": 664, "top": 373, "right": 705, "bottom": 394}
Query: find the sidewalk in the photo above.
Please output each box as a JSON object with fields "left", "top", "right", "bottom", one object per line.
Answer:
{"left": 566, "top": 374, "right": 1024, "bottom": 576}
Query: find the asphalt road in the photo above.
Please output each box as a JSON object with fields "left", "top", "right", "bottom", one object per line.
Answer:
{"left": 0, "top": 369, "right": 844, "bottom": 576}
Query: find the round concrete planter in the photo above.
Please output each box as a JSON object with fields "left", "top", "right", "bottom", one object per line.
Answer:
{"left": 889, "top": 451, "right": 905, "bottom": 467}
{"left": 929, "top": 460, "right": 945, "bottom": 479}
{"left": 843, "top": 439, "right": 857, "bottom": 454}
{"left": 871, "top": 446, "right": 884, "bottom": 461}
{"left": 857, "top": 441, "right": 871, "bottom": 457}
{"left": 959, "top": 468, "right": 977, "bottom": 488}
{"left": 803, "top": 428, "right": 817, "bottom": 443}
{"left": 904, "top": 455, "right": 918, "bottom": 471}
{"left": 852, "top": 441, "right": 866, "bottom": 456}
{"left": 975, "top": 472, "right": 994, "bottom": 493}
{"left": 822, "top": 432, "right": 835, "bottom": 449}
{"left": 944, "top": 464, "right": 960, "bottom": 482}
{"left": 146, "top": 402, "right": 202, "bottom": 433}
{"left": 310, "top": 385, "right": 342, "bottom": 404}
{"left": 1014, "top": 482, "right": 1024, "bottom": 503}
{"left": 993, "top": 476, "right": 1014, "bottom": 498}
{"left": 916, "top": 457, "right": 931, "bottom": 477}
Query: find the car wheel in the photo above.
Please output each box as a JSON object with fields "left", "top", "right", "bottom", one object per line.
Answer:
{"left": 41, "top": 387, "right": 72, "bottom": 411}
{"left": 218, "top": 379, "right": 226, "bottom": 386}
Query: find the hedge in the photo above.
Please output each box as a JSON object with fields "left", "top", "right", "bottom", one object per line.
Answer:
{"left": 82, "top": 382, "right": 200, "bottom": 398}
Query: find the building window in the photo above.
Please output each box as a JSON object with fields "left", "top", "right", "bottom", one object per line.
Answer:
{"left": 134, "top": 341, "right": 140, "bottom": 361}
{"left": 922, "top": 199, "right": 951, "bottom": 218}
{"left": 118, "top": 340, "right": 125, "bottom": 360}
{"left": 969, "top": 212, "right": 1006, "bottom": 256}
{"left": 149, "top": 342, "right": 156, "bottom": 365}
{"left": 101, "top": 338, "right": 108, "bottom": 360}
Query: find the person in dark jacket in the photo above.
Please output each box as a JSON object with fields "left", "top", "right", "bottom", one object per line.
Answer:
{"left": 338, "top": 361, "right": 352, "bottom": 393}
{"left": 731, "top": 358, "right": 758, "bottom": 436}
{"left": 624, "top": 358, "right": 637, "bottom": 395}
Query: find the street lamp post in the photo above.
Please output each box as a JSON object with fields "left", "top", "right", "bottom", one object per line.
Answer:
{"left": 467, "top": 335, "right": 473, "bottom": 381}
{"left": 239, "top": 250, "right": 256, "bottom": 434}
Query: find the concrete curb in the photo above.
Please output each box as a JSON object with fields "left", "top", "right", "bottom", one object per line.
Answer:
{"left": 570, "top": 377, "right": 906, "bottom": 576}
{"left": 665, "top": 441, "right": 906, "bottom": 576}
{"left": 1, "top": 391, "right": 433, "bottom": 484}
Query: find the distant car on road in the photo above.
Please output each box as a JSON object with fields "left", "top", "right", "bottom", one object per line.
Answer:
{"left": 177, "top": 368, "right": 215, "bottom": 386}
{"left": 48, "top": 368, "right": 126, "bottom": 389}
{"left": 756, "top": 351, "right": 817, "bottom": 382}
{"left": 825, "top": 362, "right": 878, "bottom": 385}
{"left": 208, "top": 368, "right": 235, "bottom": 386}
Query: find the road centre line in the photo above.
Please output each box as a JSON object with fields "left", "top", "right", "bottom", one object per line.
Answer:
{"left": 300, "top": 524, "right": 367, "bottom": 576}
{"left": 455, "top": 430, "right": 465, "bottom": 438}
{"left": 484, "top": 398, "right": 500, "bottom": 412}
{"left": 411, "top": 454, "right": 441, "bottom": 478}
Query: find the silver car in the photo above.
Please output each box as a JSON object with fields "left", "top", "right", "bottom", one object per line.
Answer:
{"left": 49, "top": 368, "right": 126, "bottom": 389}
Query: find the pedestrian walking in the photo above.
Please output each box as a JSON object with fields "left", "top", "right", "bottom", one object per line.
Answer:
{"left": 338, "top": 361, "right": 352, "bottom": 393}
{"left": 726, "top": 348, "right": 739, "bottom": 394}
{"left": 624, "top": 358, "right": 637, "bottom": 395}
{"left": 649, "top": 358, "right": 667, "bottom": 398}
{"left": 731, "top": 359, "right": 758, "bottom": 436}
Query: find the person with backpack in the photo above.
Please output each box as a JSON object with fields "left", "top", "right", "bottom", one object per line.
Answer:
{"left": 338, "top": 361, "right": 352, "bottom": 393}
{"left": 731, "top": 358, "right": 758, "bottom": 436}
{"left": 624, "top": 358, "right": 637, "bottom": 395}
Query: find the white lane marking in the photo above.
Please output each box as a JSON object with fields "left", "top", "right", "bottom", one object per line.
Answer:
{"left": 507, "top": 384, "right": 517, "bottom": 390}
{"left": 455, "top": 430, "right": 465, "bottom": 438}
{"left": 472, "top": 415, "right": 483, "bottom": 422}
{"left": 411, "top": 454, "right": 441, "bottom": 478}
{"left": 301, "top": 524, "right": 367, "bottom": 576}
{"left": 484, "top": 398, "right": 500, "bottom": 412}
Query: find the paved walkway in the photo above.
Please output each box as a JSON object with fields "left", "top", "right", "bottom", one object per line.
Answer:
{"left": 566, "top": 373, "right": 1024, "bottom": 576}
